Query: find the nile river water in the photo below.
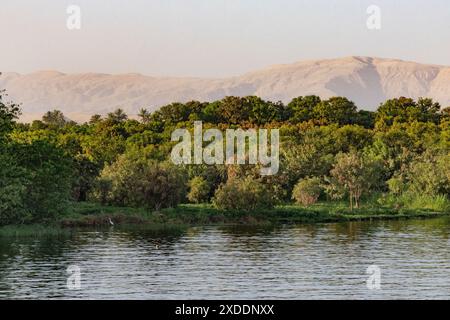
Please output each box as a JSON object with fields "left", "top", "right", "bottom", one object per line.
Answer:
{"left": 1, "top": 218, "right": 450, "bottom": 299}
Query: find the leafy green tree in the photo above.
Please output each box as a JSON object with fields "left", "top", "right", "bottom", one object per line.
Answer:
{"left": 0, "top": 89, "right": 21, "bottom": 140}
{"left": 42, "top": 110, "right": 69, "bottom": 128}
{"left": 334, "top": 125, "right": 373, "bottom": 152}
{"left": 89, "top": 114, "right": 102, "bottom": 124}
{"left": 82, "top": 119, "right": 127, "bottom": 164}
{"left": 200, "top": 101, "right": 221, "bottom": 123}
{"left": 313, "top": 97, "right": 357, "bottom": 125}
{"left": 0, "top": 152, "right": 29, "bottom": 225}
{"left": 107, "top": 108, "right": 128, "bottom": 124}
{"left": 287, "top": 95, "right": 321, "bottom": 123}
{"left": 326, "top": 151, "right": 382, "bottom": 210}
{"left": 354, "top": 110, "right": 376, "bottom": 128}
{"left": 220, "top": 96, "right": 250, "bottom": 124}
{"left": 375, "top": 97, "right": 441, "bottom": 129}
{"left": 292, "top": 177, "right": 322, "bottom": 206}
{"left": 186, "top": 101, "right": 209, "bottom": 121}
{"left": 441, "top": 107, "right": 450, "bottom": 123}
{"left": 158, "top": 103, "right": 191, "bottom": 124}
{"left": 187, "top": 164, "right": 227, "bottom": 199}
{"left": 93, "top": 154, "right": 187, "bottom": 210}
{"left": 213, "top": 177, "right": 274, "bottom": 211}
{"left": 188, "top": 176, "right": 210, "bottom": 204}
{"left": 247, "top": 96, "right": 284, "bottom": 125}
{"left": 0, "top": 141, "right": 74, "bottom": 224}
{"left": 138, "top": 108, "right": 151, "bottom": 123}
{"left": 282, "top": 125, "right": 337, "bottom": 187}
{"left": 13, "top": 141, "right": 74, "bottom": 221}
{"left": 390, "top": 153, "right": 450, "bottom": 197}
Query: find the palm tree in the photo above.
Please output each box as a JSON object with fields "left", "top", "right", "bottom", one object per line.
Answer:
{"left": 42, "top": 110, "right": 67, "bottom": 127}
{"left": 138, "top": 108, "right": 151, "bottom": 123}
{"left": 89, "top": 114, "right": 102, "bottom": 124}
{"left": 107, "top": 108, "right": 128, "bottom": 123}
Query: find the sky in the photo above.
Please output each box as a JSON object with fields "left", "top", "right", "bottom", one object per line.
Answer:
{"left": 0, "top": 0, "right": 449, "bottom": 77}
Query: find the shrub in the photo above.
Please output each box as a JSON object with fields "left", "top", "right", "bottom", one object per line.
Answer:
{"left": 387, "top": 153, "right": 450, "bottom": 198}
{"left": 92, "top": 154, "right": 187, "bottom": 210}
{"left": 292, "top": 177, "right": 322, "bottom": 206}
{"left": 212, "top": 177, "right": 274, "bottom": 211}
{"left": 0, "top": 153, "right": 30, "bottom": 225}
{"left": 188, "top": 177, "right": 210, "bottom": 204}
{"left": 0, "top": 141, "right": 73, "bottom": 225}
{"left": 387, "top": 176, "right": 405, "bottom": 196}
{"left": 407, "top": 154, "right": 449, "bottom": 196}
{"left": 326, "top": 151, "right": 382, "bottom": 210}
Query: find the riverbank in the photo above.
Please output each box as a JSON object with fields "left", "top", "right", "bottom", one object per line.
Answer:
{"left": 1, "top": 201, "right": 448, "bottom": 236}
{"left": 61, "top": 201, "right": 449, "bottom": 226}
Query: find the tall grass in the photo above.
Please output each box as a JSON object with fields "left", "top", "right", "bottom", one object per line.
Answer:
{"left": 379, "top": 193, "right": 450, "bottom": 212}
{"left": 0, "top": 224, "right": 71, "bottom": 238}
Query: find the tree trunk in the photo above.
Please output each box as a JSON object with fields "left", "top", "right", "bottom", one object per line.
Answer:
{"left": 349, "top": 192, "right": 353, "bottom": 211}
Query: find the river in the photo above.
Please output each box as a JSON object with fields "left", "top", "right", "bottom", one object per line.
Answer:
{"left": 1, "top": 217, "right": 450, "bottom": 299}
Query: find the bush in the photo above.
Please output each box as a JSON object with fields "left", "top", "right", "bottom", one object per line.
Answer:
{"left": 188, "top": 177, "right": 210, "bottom": 204}
{"left": 292, "top": 177, "right": 322, "bottom": 206}
{"left": 213, "top": 177, "right": 274, "bottom": 211}
{"left": 0, "top": 153, "right": 30, "bottom": 225}
{"left": 407, "top": 154, "right": 449, "bottom": 196}
{"left": 92, "top": 154, "right": 187, "bottom": 210}
{"left": 387, "top": 176, "right": 405, "bottom": 196}
{"left": 0, "top": 141, "right": 73, "bottom": 225}
{"left": 379, "top": 193, "right": 449, "bottom": 212}
{"left": 387, "top": 153, "right": 450, "bottom": 198}
{"left": 326, "top": 151, "right": 382, "bottom": 209}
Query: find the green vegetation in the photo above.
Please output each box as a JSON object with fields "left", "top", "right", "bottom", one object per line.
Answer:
{"left": 0, "top": 87, "right": 449, "bottom": 229}
{"left": 213, "top": 176, "right": 275, "bottom": 211}
{"left": 292, "top": 177, "right": 322, "bottom": 207}
{"left": 90, "top": 153, "right": 187, "bottom": 210}
{"left": 0, "top": 224, "right": 71, "bottom": 238}
{"left": 187, "top": 176, "right": 211, "bottom": 204}
{"left": 58, "top": 201, "right": 448, "bottom": 228}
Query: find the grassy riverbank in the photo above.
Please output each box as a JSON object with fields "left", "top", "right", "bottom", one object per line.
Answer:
{"left": 1, "top": 201, "right": 448, "bottom": 236}
{"left": 62, "top": 201, "right": 449, "bottom": 226}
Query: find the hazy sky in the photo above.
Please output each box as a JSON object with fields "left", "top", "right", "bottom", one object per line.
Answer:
{"left": 1, "top": 0, "right": 449, "bottom": 77}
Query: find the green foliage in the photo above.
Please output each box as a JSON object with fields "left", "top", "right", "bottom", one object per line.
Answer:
{"left": 0, "top": 152, "right": 29, "bottom": 224}
{"left": 326, "top": 151, "right": 383, "bottom": 210}
{"left": 107, "top": 108, "right": 128, "bottom": 124}
{"left": 42, "top": 110, "right": 70, "bottom": 128}
{"left": 282, "top": 125, "right": 336, "bottom": 187}
{"left": 0, "top": 88, "right": 21, "bottom": 140}
{"left": 213, "top": 177, "right": 275, "bottom": 212}
{"left": 313, "top": 97, "right": 358, "bottom": 125}
{"left": 1, "top": 91, "right": 449, "bottom": 226}
{"left": 0, "top": 141, "right": 73, "bottom": 225}
{"left": 92, "top": 153, "right": 187, "bottom": 210}
{"left": 375, "top": 97, "right": 441, "bottom": 129}
{"left": 379, "top": 193, "right": 449, "bottom": 212}
{"left": 388, "top": 152, "right": 450, "bottom": 197}
{"left": 292, "top": 177, "right": 322, "bottom": 207}
{"left": 187, "top": 176, "right": 211, "bottom": 204}
{"left": 287, "top": 95, "right": 321, "bottom": 123}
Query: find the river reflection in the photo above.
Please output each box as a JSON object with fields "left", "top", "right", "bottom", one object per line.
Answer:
{"left": 1, "top": 218, "right": 450, "bottom": 299}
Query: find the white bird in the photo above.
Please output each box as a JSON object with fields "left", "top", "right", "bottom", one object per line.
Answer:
{"left": 108, "top": 217, "right": 114, "bottom": 226}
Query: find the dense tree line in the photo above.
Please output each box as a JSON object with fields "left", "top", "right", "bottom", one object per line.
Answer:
{"left": 1, "top": 91, "right": 449, "bottom": 225}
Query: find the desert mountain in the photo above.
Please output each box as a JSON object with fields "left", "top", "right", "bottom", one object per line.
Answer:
{"left": 1, "top": 56, "right": 449, "bottom": 123}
